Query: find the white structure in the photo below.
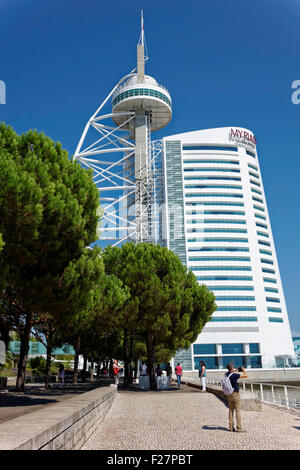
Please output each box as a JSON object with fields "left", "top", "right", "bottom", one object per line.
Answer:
{"left": 164, "top": 127, "right": 295, "bottom": 370}
{"left": 74, "top": 17, "right": 295, "bottom": 371}
{"left": 73, "top": 13, "right": 170, "bottom": 245}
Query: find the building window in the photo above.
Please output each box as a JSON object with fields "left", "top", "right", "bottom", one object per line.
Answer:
{"left": 192, "top": 266, "right": 252, "bottom": 271}
{"left": 248, "top": 163, "right": 258, "bottom": 171}
{"left": 210, "top": 316, "right": 257, "bottom": 322}
{"left": 259, "top": 240, "right": 271, "bottom": 247}
{"left": 246, "top": 150, "right": 256, "bottom": 158}
{"left": 265, "top": 287, "right": 278, "bottom": 293}
{"left": 251, "top": 187, "right": 262, "bottom": 195}
{"left": 269, "top": 317, "right": 284, "bottom": 323}
{"left": 215, "top": 296, "right": 255, "bottom": 301}
{"left": 193, "top": 344, "right": 216, "bottom": 355}
{"left": 249, "top": 171, "right": 260, "bottom": 179}
{"left": 250, "top": 356, "right": 262, "bottom": 368}
{"left": 188, "top": 247, "right": 249, "bottom": 252}
{"left": 197, "top": 276, "right": 253, "bottom": 281}
{"left": 185, "top": 184, "right": 242, "bottom": 190}
{"left": 266, "top": 297, "right": 280, "bottom": 303}
{"left": 217, "top": 306, "right": 256, "bottom": 311}
{"left": 261, "top": 259, "right": 274, "bottom": 265}
{"left": 253, "top": 204, "right": 265, "bottom": 212}
{"left": 252, "top": 196, "right": 264, "bottom": 203}
{"left": 255, "top": 213, "right": 266, "bottom": 220}
{"left": 222, "top": 356, "right": 246, "bottom": 368}
{"left": 185, "top": 193, "right": 243, "bottom": 198}
{"left": 222, "top": 344, "right": 244, "bottom": 354}
{"left": 187, "top": 237, "right": 249, "bottom": 243}
{"left": 209, "top": 286, "right": 254, "bottom": 291}
{"left": 189, "top": 256, "right": 250, "bottom": 262}
{"left": 188, "top": 228, "right": 247, "bottom": 234}
{"left": 183, "top": 161, "right": 240, "bottom": 166}
{"left": 194, "top": 356, "right": 218, "bottom": 370}
{"left": 249, "top": 343, "right": 260, "bottom": 354}
{"left": 262, "top": 268, "right": 275, "bottom": 274}
{"left": 183, "top": 145, "right": 238, "bottom": 152}
{"left": 267, "top": 307, "right": 282, "bottom": 312}
{"left": 263, "top": 277, "right": 277, "bottom": 284}
{"left": 186, "top": 202, "right": 244, "bottom": 207}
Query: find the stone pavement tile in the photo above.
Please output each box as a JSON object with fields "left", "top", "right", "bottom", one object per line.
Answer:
{"left": 82, "top": 388, "right": 300, "bottom": 451}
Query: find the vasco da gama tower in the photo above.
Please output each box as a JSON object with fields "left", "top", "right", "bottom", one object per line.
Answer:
{"left": 74, "top": 16, "right": 295, "bottom": 371}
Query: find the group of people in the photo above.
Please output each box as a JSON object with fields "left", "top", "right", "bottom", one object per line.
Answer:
{"left": 62, "top": 357, "right": 247, "bottom": 432}
{"left": 139, "top": 362, "right": 173, "bottom": 379}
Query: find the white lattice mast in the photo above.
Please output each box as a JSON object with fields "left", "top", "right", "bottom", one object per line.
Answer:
{"left": 73, "top": 12, "right": 172, "bottom": 245}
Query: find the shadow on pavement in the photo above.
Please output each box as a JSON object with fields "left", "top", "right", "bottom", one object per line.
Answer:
{"left": 202, "top": 425, "right": 229, "bottom": 432}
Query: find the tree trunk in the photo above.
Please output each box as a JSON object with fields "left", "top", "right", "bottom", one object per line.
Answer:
{"left": 145, "top": 330, "right": 156, "bottom": 390}
{"left": 44, "top": 327, "right": 53, "bottom": 390}
{"left": 123, "top": 329, "right": 129, "bottom": 389}
{"left": 128, "top": 334, "right": 134, "bottom": 384}
{"left": 133, "top": 360, "right": 138, "bottom": 380}
{"left": 90, "top": 360, "right": 94, "bottom": 381}
{"left": 73, "top": 336, "right": 80, "bottom": 384}
{"left": 15, "top": 312, "right": 33, "bottom": 392}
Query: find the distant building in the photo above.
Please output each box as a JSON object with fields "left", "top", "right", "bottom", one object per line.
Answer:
{"left": 8, "top": 341, "right": 75, "bottom": 357}
{"left": 164, "top": 128, "right": 295, "bottom": 370}
{"left": 293, "top": 337, "right": 300, "bottom": 366}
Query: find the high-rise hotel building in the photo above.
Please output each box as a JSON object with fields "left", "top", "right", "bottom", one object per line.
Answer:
{"left": 163, "top": 126, "right": 295, "bottom": 370}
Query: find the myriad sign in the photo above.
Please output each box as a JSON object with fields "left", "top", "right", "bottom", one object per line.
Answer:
{"left": 229, "top": 128, "right": 257, "bottom": 149}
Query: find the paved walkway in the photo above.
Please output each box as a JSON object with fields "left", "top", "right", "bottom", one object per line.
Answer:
{"left": 83, "top": 384, "right": 300, "bottom": 450}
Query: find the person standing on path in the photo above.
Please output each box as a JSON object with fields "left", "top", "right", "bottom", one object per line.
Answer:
{"left": 199, "top": 361, "right": 207, "bottom": 392}
{"left": 225, "top": 363, "right": 248, "bottom": 432}
{"left": 175, "top": 363, "right": 183, "bottom": 389}
{"left": 165, "top": 362, "right": 173, "bottom": 384}
{"left": 113, "top": 359, "right": 121, "bottom": 387}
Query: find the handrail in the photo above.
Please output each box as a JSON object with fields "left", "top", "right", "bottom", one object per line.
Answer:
{"left": 203, "top": 377, "right": 300, "bottom": 410}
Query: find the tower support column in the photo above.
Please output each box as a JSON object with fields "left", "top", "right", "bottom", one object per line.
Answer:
{"left": 135, "top": 110, "right": 149, "bottom": 242}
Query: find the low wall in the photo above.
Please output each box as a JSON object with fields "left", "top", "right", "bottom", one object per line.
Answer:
{"left": 182, "top": 369, "right": 300, "bottom": 383}
{"left": 0, "top": 386, "right": 117, "bottom": 450}
{"left": 182, "top": 379, "right": 262, "bottom": 411}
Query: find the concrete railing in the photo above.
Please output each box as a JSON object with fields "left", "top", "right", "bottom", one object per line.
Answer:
{"left": 180, "top": 377, "right": 262, "bottom": 411}
{"left": 0, "top": 386, "right": 117, "bottom": 450}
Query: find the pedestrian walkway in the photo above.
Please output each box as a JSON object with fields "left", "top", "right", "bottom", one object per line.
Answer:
{"left": 83, "top": 384, "right": 300, "bottom": 450}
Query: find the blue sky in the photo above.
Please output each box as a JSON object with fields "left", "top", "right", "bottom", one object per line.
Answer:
{"left": 1, "top": 0, "right": 300, "bottom": 334}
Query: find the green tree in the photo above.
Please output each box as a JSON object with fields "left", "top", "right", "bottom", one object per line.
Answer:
{"left": 0, "top": 124, "right": 100, "bottom": 391}
{"left": 102, "top": 243, "right": 216, "bottom": 390}
{"left": 56, "top": 247, "right": 129, "bottom": 384}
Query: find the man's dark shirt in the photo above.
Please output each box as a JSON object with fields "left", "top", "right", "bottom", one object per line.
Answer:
{"left": 225, "top": 371, "right": 241, "bottom": 393}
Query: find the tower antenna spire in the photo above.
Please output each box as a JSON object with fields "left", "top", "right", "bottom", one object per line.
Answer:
{"left": 141, "top": 9, "right": 144, "bottom": 46}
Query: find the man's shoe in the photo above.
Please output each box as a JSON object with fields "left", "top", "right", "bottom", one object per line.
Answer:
{"left": 229, "top": 427, "right": 236, "bottom": 432}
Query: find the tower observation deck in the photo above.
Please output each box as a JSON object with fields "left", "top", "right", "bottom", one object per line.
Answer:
{"left": 74, "top": 13, "right": 172, "bottom": 245}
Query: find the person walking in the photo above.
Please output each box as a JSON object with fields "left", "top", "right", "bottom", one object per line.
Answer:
{"left": 199, "top": 361, "right": 207, "bottom": 392}
{"left": 224, "top": 363, "right": 248, "bottom": 432}
{"left": 140, "top": 362, "right": 147, "bottom": 376}
{"left": 156, "top": 364, "right": 163, "bottom": 376}
{"left": 175, "top": 362, "right": 183, "bottom": 389}
{"left": 112, "top": 359, "right": 121, "bottom": 387}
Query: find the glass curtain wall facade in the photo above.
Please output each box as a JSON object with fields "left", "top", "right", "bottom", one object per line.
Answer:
{"left": 163, "top": 127, "right": 295, "bottom": 370}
